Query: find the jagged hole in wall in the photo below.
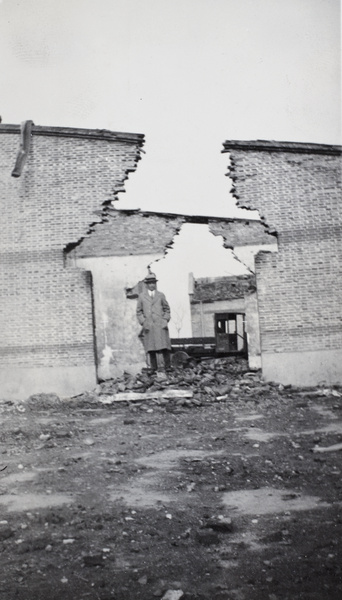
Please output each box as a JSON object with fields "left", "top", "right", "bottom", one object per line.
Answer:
{"left": 147, "top": 223, "right": 259, "bottom": 338}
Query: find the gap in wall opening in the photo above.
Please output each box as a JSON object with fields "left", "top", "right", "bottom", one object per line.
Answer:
{"left": 146, "top": 222, "right": 256, "bottom": 339}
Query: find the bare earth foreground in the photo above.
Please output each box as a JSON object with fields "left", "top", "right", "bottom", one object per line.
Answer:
{"left": 0, "top": 357, "right": 341, "bottom": 600}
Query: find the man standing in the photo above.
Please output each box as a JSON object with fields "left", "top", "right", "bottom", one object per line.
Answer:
{"left": 136, "top": 272, "right": 172, "bottom": 371}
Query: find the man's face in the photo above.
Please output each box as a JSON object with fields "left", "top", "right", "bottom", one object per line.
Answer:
{"left": 147, "top": 281, "right": 156, "bottom": 291}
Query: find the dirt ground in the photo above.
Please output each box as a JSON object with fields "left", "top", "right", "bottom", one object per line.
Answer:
{"left": 0, "top": 357, "right": 342, "bottom": 600}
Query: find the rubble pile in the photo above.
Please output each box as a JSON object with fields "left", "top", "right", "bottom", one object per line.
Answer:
{"left": 14, "top": 356, "right": 272, "bottom": 412}
{"left": 92, "top": 356, "right": 275, "bottom": 408}
{"left": 21, "top": 356, "right": 341, "bottom": 411}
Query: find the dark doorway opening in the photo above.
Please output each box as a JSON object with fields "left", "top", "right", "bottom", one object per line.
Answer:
{"left": 215, "top": 312, "right": 246, "bottom": 354}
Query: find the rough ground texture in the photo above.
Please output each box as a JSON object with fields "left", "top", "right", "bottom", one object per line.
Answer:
{"left": 0, "top": 357, "right": 341, "bottom": 600}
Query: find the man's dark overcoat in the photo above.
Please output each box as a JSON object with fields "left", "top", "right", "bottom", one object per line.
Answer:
{"left": 136, "top": 290, "right": 171, "bottom": 352}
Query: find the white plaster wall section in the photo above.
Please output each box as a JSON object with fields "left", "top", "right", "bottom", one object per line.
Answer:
{"left": 244, "top": 291, "right": 262, "bottom": 370}
{"left": 233, "top": 243, "right": 278, "bottom": 273}
{"left": 97, "top": 288, "right": 114, "bottom": 380}
{"left": 77, "top": 254, "right": 162, "bottom": 379}
{"left": 0, "top": 365, "right": 96, "bottom": 401}
{"left": 100, "top": 344, "right": 114, "bottom": 380}
{"left": 228, "top": 245, "right": 277, "bottom": 371}
{"left": 262, "top": 349, "right": 342, "bottom": 387}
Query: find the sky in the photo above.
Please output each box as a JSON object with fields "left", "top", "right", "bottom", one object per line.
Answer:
{"left": 1, "top": 0, "right": 341, "bottom": 336}
{"left": 0, "top": 0, "right": 340, "bottom": 218}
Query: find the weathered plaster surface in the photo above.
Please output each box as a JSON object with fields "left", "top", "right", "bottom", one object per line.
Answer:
{"left": 233, "top": 244, "right": 278, "bottom": 273}
{"left": 262, "top": 349, "right": 342, "bottom": 387}
{"left": 0, "top": 365, "right": 96, "bottom": 401}
{"left": 76, "top": 254, "right": 162, "bottom": 380}
{"left": 244, "top": 292, "right": 261, "bottom": 370}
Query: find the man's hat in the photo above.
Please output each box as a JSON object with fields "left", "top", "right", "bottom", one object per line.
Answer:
{"left": 144, "top": 271, "right": 157, "bottom": 283}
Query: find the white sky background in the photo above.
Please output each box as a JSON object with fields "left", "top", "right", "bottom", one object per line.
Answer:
{"left": 1, "top": 0, "right": 341, "bottom": 336}
{"left": 0, "top": 0, "right": 340, "bottom": 217}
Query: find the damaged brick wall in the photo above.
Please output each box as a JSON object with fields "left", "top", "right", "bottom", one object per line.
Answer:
{"left": 208, "top": 218, "right": 276, "bottom": 248}
{"left": 74, "top": 209, "right": 275, "bottom": 259}
{"left": 0, "top": 123, "right": 144, "bottom": 399}
{"left": 191, "top": 274, "right": 256, "bottom": 303}
{"left": 71, "top": 210, "right": 185, "bottom": 381}
{"left": 223, "top": 141, "right": 342, "bottom": 385}
{"left": 74, "top": 209, "right": 185, "bottom": 258}
{"left": 71, "top": 210, "right": 272, "bottom": 380}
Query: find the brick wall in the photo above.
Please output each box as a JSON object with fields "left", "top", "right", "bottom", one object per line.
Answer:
{"left": 191, "top": 275, "right": 256, "bottom": 303}
{"left": 209, "top": 218, "right": 275, "bottom": 247}
{"left": 75, "top": 210, "right": 185, "bottom": 257}
{"left": 223, "top": 141, "right": 342, "bottom": 383}
{"left": 75, "top": 209, "right": 275, "bottom": 258}
{"left": 0, "top": 123, "right": 144, "bottom": 398}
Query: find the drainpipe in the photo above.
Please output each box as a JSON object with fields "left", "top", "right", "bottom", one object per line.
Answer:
{"left": 11, "top": 120, "right": 34, "bottom": 178}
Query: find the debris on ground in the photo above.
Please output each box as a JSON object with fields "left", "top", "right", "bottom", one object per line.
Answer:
{"left": 0, "top": 355, "right": 341, "bottom": 599}
{"left": 161, "top": 591, "right": 184, "bottom": 600}
{"left": 312, "top": 442, "right": 342, "bottom": 453}
{"left": 98, "top": 389, "right": 194, "bottom": 403}
{"left": 70, "top": 356, "right": 280, "bottom": 409}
